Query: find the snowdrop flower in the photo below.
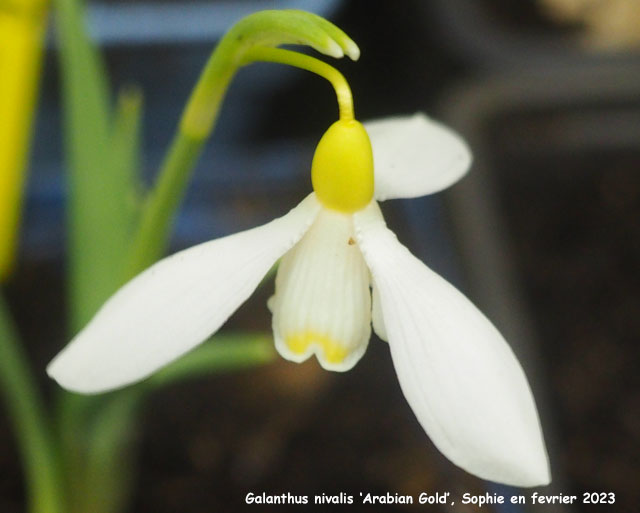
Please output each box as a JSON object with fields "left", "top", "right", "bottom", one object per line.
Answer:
{"left": 48, "top": 113, "right": 550, "bottom": 487}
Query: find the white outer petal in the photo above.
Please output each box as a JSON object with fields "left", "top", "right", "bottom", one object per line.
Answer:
{"left": 354, "top": 202, "right": 550, "bottom": 487}
{"left": 47, "top": 194, "right": 321, "bottom": 394}
{"left": 364, "top": 113, "right": 472, "bottom": 201}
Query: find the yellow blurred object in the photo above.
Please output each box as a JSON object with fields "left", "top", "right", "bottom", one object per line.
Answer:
{"left": 540, "top": 0, "right": 640, "bottom": 49}
{"left": 0, "top": 0, "right": 48, "bottom": 280}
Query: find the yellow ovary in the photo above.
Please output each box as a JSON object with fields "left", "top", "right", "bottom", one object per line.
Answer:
{"left": 311, "top": 119, "right": 374, "bottom": 213}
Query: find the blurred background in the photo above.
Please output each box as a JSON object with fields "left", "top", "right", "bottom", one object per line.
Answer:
{"left": 2, "top": 0, "right": 639, "bottom": 511}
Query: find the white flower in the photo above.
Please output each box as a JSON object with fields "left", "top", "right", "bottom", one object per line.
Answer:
{"left": 47, "top": 113, "right": 550, "bottom": 487}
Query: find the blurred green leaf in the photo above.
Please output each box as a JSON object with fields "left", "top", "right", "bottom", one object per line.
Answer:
{"left": 146, "top": 332, "right": 275, "bottom": 389}
{"left": 80, "top": 392, "right": 140, "bottom": 513}
{"left": 110, "top": 86, "right": 144, "bottom": 237}
{"left": 121, "top": 132, "right": 202, "bottom": 281}
{"left": 0, "top": 295, "right": 64, "bottom": 513}
{"left": 54, "top": 0, "right": 135, "bottom": 330}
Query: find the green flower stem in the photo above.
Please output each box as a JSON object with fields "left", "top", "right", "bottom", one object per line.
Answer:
{"left": 242, "top": 46, "right": 353, "bottom": 120}
{"left": 123, "top": 50, "right": 354, "bottom": 280}
{"left": 181, "top": 9, "right": 358, "bottom": 139}
{"left": 0, "top": 295, "right": 64, "bottom": 513}
{"left": 53, "top": 0, "right": 125, "bottom": 330}
{"left": 124, "top": 10, "right": 358, "bottom": 277}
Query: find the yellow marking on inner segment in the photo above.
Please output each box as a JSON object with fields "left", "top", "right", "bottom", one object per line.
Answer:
{"left": 286, "top": 331, "right": 349, "bottom": 364}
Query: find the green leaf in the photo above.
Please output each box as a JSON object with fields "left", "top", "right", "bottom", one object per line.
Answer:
{"left": 121, "top": 131, "right": 202, "bottom": 281}
{"left": 77, "top": 392, "right": 140, "bottom": 513}
{"left": 54, "top": 0, "right": 135, "bottom": 330}
{"left": 0, "top": 294, "right": 65, "bottom": 513}
{"left": 110, "top": 86, "right": 144, "bottom": 239}
{"left": 146, "top": 333, "right": 275, "bottom": 389}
